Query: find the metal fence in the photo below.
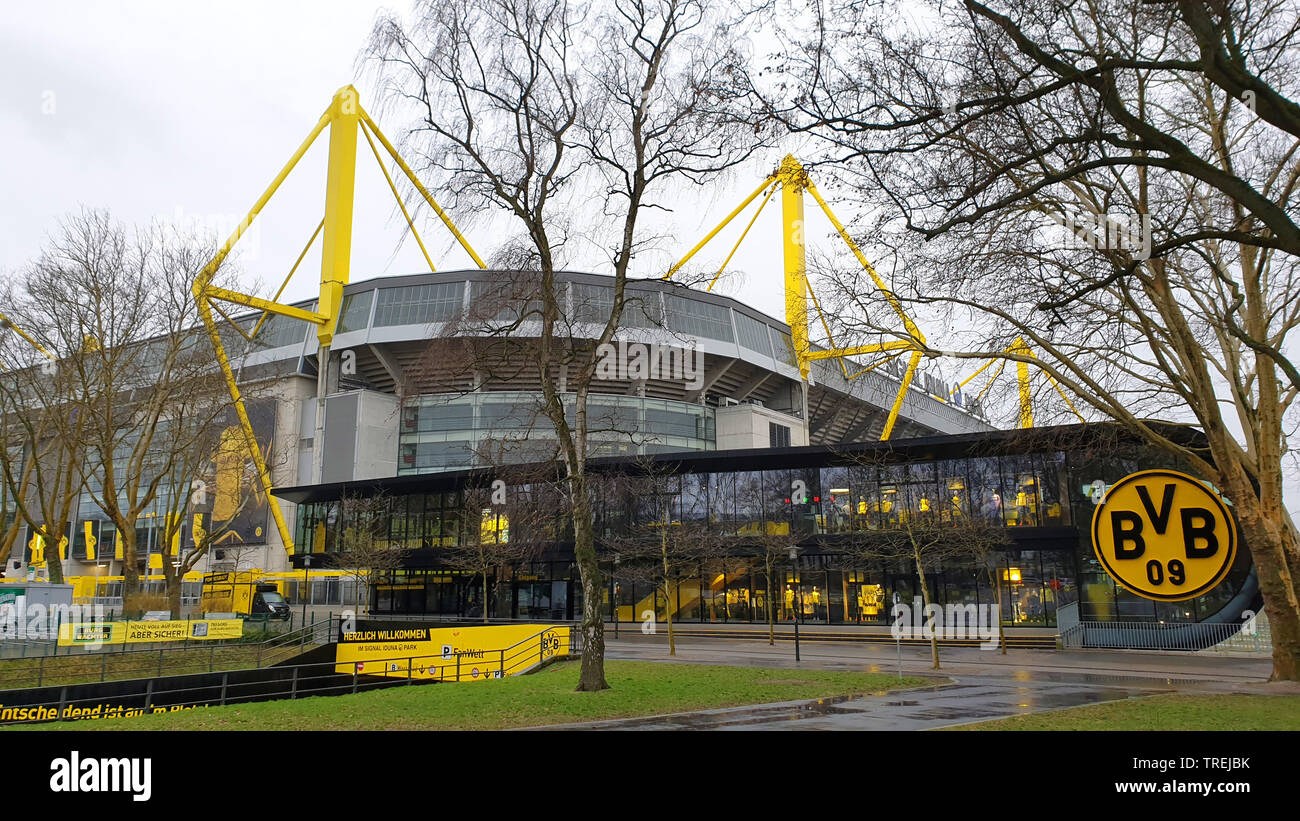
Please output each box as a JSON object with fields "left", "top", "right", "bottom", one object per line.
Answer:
{"left": 0, "top": 614, "right": 299, "bottom": 659}
{"left": 0, "top": 618, "right": 336, "bottom": 691}
{"left": 0, "top": 623, "right": 579, "bottom": 726}
{"left": 1059, "top": 619, "right": 1265, "bottom": 652}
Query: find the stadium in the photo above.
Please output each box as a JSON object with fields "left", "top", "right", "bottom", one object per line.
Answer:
{"left": 3, "top": 89, "right": 1261, "bottom": 651}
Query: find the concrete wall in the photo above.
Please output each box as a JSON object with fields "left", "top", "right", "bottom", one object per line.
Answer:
{"left": 322, "top": 389, "right": 399, "bottom": 483}
{"left": 715, "top": 403, "right": 809, "bottom": 451}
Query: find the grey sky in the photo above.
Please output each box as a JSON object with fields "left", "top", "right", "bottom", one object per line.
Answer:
{"left": 0, "top": 0, "right": 795, "bottom": 319}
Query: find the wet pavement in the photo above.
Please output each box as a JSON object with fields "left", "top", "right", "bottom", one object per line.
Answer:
{"left": 543, "top": 677, "right": 1165, "bottom": 731}
{"left": 532, "top": 632, "right": 1272, "bottom": 731}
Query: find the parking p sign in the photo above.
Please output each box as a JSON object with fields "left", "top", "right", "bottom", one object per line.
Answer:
{"left": 1091, "top": 469, "right": 1237, "bottom": 601}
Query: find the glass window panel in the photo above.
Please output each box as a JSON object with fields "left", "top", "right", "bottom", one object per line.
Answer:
{"left": 337, "top": 290, "right": 374, "bottom": 334}
{"left": 1002, "top": 455, "right": 1040, "bottom": 527}
{"left": 255, "top": 313, "right": 311, "bottom": 349}
{"left": 968, "top": 455, "right": 1007, "bottom": 525}
{"left": 770, "top": 327, "right": 796, "bottom": 366}
{"left": 734, "top": 312, "right": 774, "bottom": 356}
{"left": 374, "top": 282, "right": 465, "bottom": 326}
{"left": 664, "top": 294, "right": 734, "bottom": 342}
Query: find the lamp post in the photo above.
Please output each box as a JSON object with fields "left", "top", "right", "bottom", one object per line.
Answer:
{"left": 613, "top": 553, "right": 621, "bottom": 639}
{"left": 301, "top": 554, "right": 312, "bottom": 630}
{"left": 787, "top": 545, "right": 801, "bottom": 662}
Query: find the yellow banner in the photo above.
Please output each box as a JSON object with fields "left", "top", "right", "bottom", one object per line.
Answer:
{"left": 334, "top": 623, "right": 569, "bottom": 682}
{"left": 57, "top": 619, "right": 245, "bottom": 646}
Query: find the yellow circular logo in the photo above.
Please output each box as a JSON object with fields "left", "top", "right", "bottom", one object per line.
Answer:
{"left": 1091, "top": 469, "right": 1236, "bottom": 602}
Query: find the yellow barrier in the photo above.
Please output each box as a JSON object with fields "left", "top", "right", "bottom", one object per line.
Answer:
{"left": 334, "top": 623, "right": 569, "bottom": 682}
{"left": 57, "top": 619, "right": 245, "bottom": 646}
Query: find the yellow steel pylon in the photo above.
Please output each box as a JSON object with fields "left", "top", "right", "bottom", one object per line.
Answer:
{"left": 947, "top": 337, "right": 1085, "bottom": 429}
{"left": 192, "top": 85, "right": 486, "bottom": 555}
{"left": 665, "top": 155, "right": 1088, "bottom": 437}
{"left": 666, "top": 154, "right": 927, "bottom": 440}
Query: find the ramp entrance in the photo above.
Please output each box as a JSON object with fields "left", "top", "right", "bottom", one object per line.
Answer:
{"left": 334, "top": 621, "right": 576, "bottom": 682}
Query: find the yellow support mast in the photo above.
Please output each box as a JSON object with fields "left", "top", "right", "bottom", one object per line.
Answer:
{"left": 779, "top": 156, "right": 811, "bottom": 382}
{"left": 667, "top": 154, "right": 929, "bottom": 440}
{"left": 1009, "top": 337, "right": 1034, "bottom": 429}
{"left": 192, "top": 85, "right": 485, "bottom": 556}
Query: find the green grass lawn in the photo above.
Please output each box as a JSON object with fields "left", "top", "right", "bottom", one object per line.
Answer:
{"left": 14, "top": 660, "right": 931, "bottom": 731}
{"left": 0, "top": 646, "right": 269, "bottom": 690}
{"left": 949, "top": 693, "right": 1300, "bottom": 731}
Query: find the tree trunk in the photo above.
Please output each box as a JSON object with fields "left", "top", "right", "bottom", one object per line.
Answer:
{"left": 986, "top": 563, "right": 1006, "bottom": 654}
{"left": 913, "top": 548, "right": 940, "bottom": 669}
{"left": 661, "top": 519, "right": 674, "bottom": 656}
{"left": 570, "top": 482, "right": 608, "bottom": 691}
{"left": 482, "top": 572, "right": 489, "bottom": 625}
{"left": 46, "top": 536, "right": 65, "bottom": 585}
{"left": 665, "top": 581, "right": 675, "bottom": 656}
{"left": 121, "top": 530, "right": 140, "bottom": 600}
{"left": 1236, "top": 510, "right": 1300, "bottom": 680}
{"left": 766, "top": 554, "right": 775, "bottom": 646}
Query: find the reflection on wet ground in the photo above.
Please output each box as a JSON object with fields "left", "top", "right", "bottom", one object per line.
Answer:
{"left": 543, "top": 679, "right": 1164, "bottom": 731}
{"left": 540, "top": 636, "right": 1271, "bottom": 731}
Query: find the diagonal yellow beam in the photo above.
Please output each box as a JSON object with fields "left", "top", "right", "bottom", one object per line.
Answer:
{"left": 1047, "top": 372, "right": 1086, "bottom": 422}
{"left": 665, "top": 174, "right": 779, "bottom": 281}
{"left": 252, "top": 217, "right": 325, "bottom": 340}
{"left": 192, "top": 292, "right": 295, "bottom": 554}
{"left": 358, "top": 108, "right": 487, "bottom": 270}
{"left": 194, "top": 109, "right": 331, "bottom": 294}
{"left": 204, "top": 286, "right": 328, "bottom": 326}
{"left": 359, "top": 118, "right": 437, "bottom": 274}
{"left": 209, "top": 299, "right": 254, "bottom": 343}
{"left": 881, "top": 350, "right": 925, "bottom": 440}
{"left": 951, "top": 357, "right": 999, "bottom": 396}
{"left": 0, "top": 311, "right": 55, "bottom": 361}
{"left": 846, "top": 349, "right": 905, "bottom": 380}
{"left": 804, "top": 178, "right": 926, "bottom": 346}
{"left": 806, "top": 277, "right": 851, "bottom": 379}
{"left": 707, "top": 182, "right": 778, "bottom": 292}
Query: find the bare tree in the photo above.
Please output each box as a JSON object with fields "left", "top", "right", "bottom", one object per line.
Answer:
{"left": 0, "top": 212, "right": 252, "bottom": 595}
{"left": 754, "top": 0, "right": 1300, "bottom": 680}
{"left": 446, "top": 469, "right": 558, "bottom": 623}
{"left": 364, "top": 0, "right": 770, "bottom": 690}
{"left": 727, "top": 470, "right": 801, "bottom": 646}
{"left": 0, "top": 344, "right": 84, "bottom": 585}
{"left": 598, "top": 460, "right": 720, "bottom": 655}
{"left": 330, "top": 490, "right": 408, "bottom": 616}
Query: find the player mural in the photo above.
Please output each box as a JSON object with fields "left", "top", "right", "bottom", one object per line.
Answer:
{"left": 186, "top": 398, "right": 277, "bottom": 554}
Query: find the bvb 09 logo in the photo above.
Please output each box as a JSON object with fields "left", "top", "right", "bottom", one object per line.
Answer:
{"left": 1092, "top": 470, "right": 1237, "bottom": 601}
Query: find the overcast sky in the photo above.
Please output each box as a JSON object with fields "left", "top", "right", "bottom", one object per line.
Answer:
{"left": 0, "top": 0, "right": 796, "bottom": 319}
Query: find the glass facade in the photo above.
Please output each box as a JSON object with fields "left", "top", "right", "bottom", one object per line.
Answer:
{"left": 397, "top": 392, "right": 716, "bottom": 474}
{"left": 291, "top": 426, "right": 1255, "bottom": 627}
{"left": 373, "top": 282, "right": 465, "bottom": 326}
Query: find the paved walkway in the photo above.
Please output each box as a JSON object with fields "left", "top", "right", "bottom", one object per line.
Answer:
{"left": 540, "top": 633, "right": 1279, "bottom": 731}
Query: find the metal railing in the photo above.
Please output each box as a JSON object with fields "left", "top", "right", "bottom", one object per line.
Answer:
{"left": 1059, "top": 619, "right": 1264, "bottom": 652}
{"left": 0, "top": 624, "right": 580, "bottom": 726}
{"left": 0, "top": 618, "right": 336, "bottom": 691}
{"left": 0, "top": 613, "right": 297, "bottom": 659}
